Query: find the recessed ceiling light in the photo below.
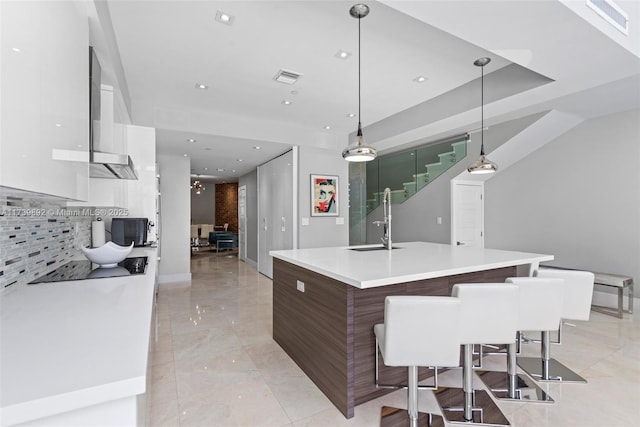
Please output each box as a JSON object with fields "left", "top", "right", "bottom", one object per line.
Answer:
{"left": 335, "top": 50, "right": 351, "bottom": 60}
{"left": 204, "top": 167, "right": 208, "bottom": 171}
{"left": 346, "top": 113, "right": 357, "bottom": 118}
{"left": 55, "top": 123, "right": 62, "bottom": 127}
{"left": 217, "top": 168, "right": 224, "bottom": 172}
{"left": 237, "top": 159, "right": 244, "bottom": 162}
{"left": 281, "top": 100, "right": 292, "bottom": 105}
{"left": 186, "top": 138, "right": 196, "bottom": 143}
{"left": 232, "top": 169, "right": 236, "bottom": 173}
{"left": 195, "top": 83, "right": 208, "bottom": 90}
{"left": 12, "top": 47, "right": 21, "bottom": 52}
{"left": 253, "top": 146, "right": 261, "bottom": 150}
{"left": 183, "top": 154, "right": 188, "bottom": 157}
{"left": 323, "top": 125, "right": 331, "bottom": 130}
{"left": 215, "top": 10, "right": 234, "bottom": 25}
{"left": 413, "top": 75, "right": 427, "bottom": 83}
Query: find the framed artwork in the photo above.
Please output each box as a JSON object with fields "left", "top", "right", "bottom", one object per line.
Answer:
{"left": 311, "top": 174, "right": 339, "bottom": 216}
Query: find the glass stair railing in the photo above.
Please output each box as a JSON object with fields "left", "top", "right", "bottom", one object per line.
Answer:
{"left": 366, "top": 135, "right": 468, "bottom": 214}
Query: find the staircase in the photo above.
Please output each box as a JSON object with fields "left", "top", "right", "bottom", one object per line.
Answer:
{"left": 366, "top": 137, "right": 467, "bottom": 214}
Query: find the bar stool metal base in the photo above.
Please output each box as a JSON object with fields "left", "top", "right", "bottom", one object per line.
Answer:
{"left": 476, "top": 370, "right": 554, "bottom": 403}
{"left": 517, "top": 357, "right": 587, "bottom": 383}
{"left": 380, "top": 407, "right": 445, "bottom": 427}
{"left": 434, "top": 388, "right": 510, "bottom": 426}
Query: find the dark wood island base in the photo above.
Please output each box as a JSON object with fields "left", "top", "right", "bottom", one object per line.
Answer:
{"left": 272, "top": 258, "right": 517, "bottom": 418}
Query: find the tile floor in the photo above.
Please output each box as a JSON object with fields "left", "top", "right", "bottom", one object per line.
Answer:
{"left": 148, "top": 251, "right": 639, "bottom": 426}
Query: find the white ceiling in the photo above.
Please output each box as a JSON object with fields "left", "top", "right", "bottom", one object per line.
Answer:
{"left": 102, "top": 0, "right": 640, "bottom": 183}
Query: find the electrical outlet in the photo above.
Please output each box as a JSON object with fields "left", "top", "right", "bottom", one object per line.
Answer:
{"left": 296, "top": 280, "right": 305, "bottom": 292}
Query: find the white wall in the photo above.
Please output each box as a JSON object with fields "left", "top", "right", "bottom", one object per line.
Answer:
{"left": 297, "top": 146, "right": 349, "bottom": 248}
{"left": 485, "top": 108, "right": 640, "bottom": 287}
{"left": 157, "top": 154, "right": 191, "bottom": 284}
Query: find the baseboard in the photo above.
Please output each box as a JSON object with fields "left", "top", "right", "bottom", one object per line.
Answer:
{"left": 242, "top": 257, "right": 258, "bottom": 269}
{"left": 157, "top": 273, "right": 192, "bottom": 289}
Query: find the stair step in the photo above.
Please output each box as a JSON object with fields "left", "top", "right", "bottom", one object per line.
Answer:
{"left": 403, "top": 182, "right": 417, "bottom": 196}
{"left": 439, "top": 151, "right": 456, "bottom": 163}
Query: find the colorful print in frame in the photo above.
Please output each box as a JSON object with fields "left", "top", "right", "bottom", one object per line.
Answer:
{"left": 311, "top": 174, "right": 338, "bottom": 216}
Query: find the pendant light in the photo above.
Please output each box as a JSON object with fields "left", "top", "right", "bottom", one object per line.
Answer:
{"left": 342, "top": 4, "right": 377, "bottom": 162}
{"left": 467, "top": 57, "right": 498, "bottom": 174}
{"left": 190, "top": 176, "right": 205, "bottom": 194}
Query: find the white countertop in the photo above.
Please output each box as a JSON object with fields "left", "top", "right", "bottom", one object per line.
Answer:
{"left": 270, "top": 241, "right": 553, "bottom": 289}
{"left": 0, "top": 247, "right": 157, "bottom": 426}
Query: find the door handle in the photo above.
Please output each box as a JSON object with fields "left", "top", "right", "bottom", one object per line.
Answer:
{"left": 281, "top": 216, "right": 286, "bottom": 232}
{"left": 457, "top": 241, "right": 464, "bottom": 246}
{"left": 263, "top": 218, "right": 267, "bottom": 231}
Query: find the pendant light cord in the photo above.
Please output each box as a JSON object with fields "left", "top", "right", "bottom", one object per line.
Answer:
{"left": 480, "top": 63, "right": 485, "bottom": 156}
{"left": 357, "top": 15, "right": 362, "bottom": 135}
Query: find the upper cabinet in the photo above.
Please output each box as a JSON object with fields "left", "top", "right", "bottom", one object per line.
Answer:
{"left": 126, "top": 125, "right": 157, "bottom": 224}
{"left": 0, "top": 1, "right": 89, "bottom": 201}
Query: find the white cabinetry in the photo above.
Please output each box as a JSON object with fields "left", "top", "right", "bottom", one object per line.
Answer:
{"left": 126, "top": 125, "right": 157, "bottom": 227}
{"left": 258, "top": 150, "right": 295, "bottom": 278}
{"left": 0, "top": 1, "right": 89, "bottom": 201}
{"left": 68, "top": 85, "right": 129, "bottom": 209}
{"left": 99, "top": 84, "right": 127, "bottom": 155}
{"left": 68, "top": 125, "right": 156, "bottom": 212}
{"left": 68, "top": 177, "right": 127, "bottom": 209}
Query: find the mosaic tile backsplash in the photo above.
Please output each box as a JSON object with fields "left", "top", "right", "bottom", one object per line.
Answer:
{"left": 0, "top": 195, "right": 92, "bottom": 290}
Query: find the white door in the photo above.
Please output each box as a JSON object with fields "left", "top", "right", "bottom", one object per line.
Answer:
{"left": 238, "top": 185, "right": 247, "bottom": 261}
{"left": 258, "top": 163, "right": 271, "bottom": 276}
{"left": 258, "top": 150, "right": 295, "bottom": 278}
{"left": 451, "top": 181, "right": 484, "bottom": 247}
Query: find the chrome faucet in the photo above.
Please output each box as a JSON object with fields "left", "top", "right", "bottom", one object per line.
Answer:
{"left": 372, "top": 187, "right": 392, "bottom": 250}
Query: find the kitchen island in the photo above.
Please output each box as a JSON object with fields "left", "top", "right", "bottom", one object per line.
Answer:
{"left": 0, "top": 247, "right": 158, "bottom": 427}
{"left": 270, "top": 241, "right": 553, "bottom": 418}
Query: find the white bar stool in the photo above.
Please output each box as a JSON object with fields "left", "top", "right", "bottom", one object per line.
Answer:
{"left": 517, "top": 268, "right": 595, "bottom": 383}
{"left": 374, "top": 296, "right": 461, "bottom": 427}
{"left": 477, "top": 277, "right": 563, "bottom": 403}
{"left": 435, "top": 283, "right": 518, "bottom": 426}
{"left": 518, "top": 267, "right": 595, "bottom": 383}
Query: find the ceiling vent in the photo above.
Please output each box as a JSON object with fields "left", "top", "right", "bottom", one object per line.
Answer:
{"left": 273, "top": 69, "right": 303, "bottom": 85}
{"left": 586, "top": 0, "right": 628, "bottom": 35}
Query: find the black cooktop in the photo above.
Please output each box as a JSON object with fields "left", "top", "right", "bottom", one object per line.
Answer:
{"left": 29, "top": 256, "right": 148, "bottom": 284}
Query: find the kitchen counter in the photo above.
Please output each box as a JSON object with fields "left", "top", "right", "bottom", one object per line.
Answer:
{"left": 270, "top": 241, "right": 553, "bottom": 418}
{"left": 270, "top": 241, "right": 554, "bottom": 288}
{"left": 0, "top": 247, "right": 158, "bottom": 427}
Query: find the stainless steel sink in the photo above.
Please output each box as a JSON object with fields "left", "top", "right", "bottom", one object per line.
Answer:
{"left": 348, "top": 246, "right": 401, "bottom": 251}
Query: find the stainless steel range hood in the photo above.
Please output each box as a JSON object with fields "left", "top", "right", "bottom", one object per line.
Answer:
{"left": 90, "top": 151, "right": 138, "bottom": 179}
{"left": 89, "top": 46, "right": 138, "bottom": 180}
